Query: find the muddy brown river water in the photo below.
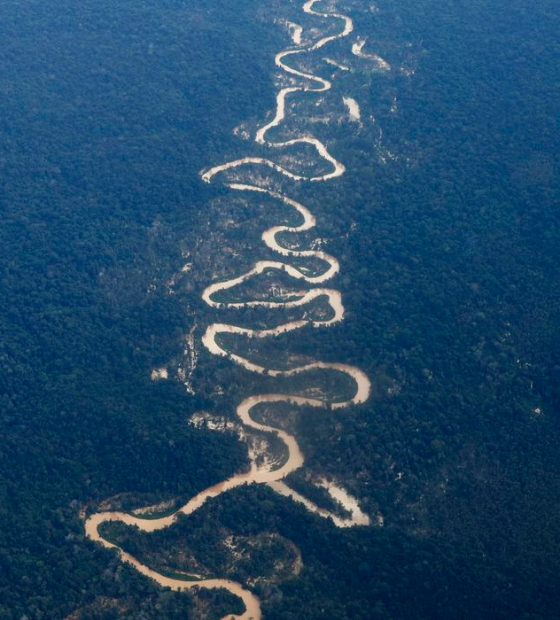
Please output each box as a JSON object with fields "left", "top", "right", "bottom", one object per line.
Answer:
{"left": 85, "top": 3, "right": 373, "bottom": 618}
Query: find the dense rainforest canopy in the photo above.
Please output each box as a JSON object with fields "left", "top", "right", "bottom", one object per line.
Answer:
{"left": 1, "top": 0, "right": 560, "bottom": 618}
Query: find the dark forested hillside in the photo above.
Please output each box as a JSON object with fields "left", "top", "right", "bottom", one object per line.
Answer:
{"left": 1, "top": 0, "right": 560, "bottom": 618}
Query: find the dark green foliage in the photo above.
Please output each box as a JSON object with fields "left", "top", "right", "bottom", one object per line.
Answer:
{"left": 1, "top": 0, "right": 560, "bottom": 618}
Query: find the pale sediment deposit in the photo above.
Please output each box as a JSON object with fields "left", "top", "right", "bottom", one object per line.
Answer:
{"left": 286, "top": 21, "right": 303, "bottom": 44}
{"left": 150, "top": 367, "right": 168, "bottom": 380}
{"left": 325, "top": 57, "right": 350, "bottom": 71}
{"left": 343, "top": 96, "right": 361, "bottom": 122}
{"left": 352, "top": 37, "right": 391, "bottom": 71}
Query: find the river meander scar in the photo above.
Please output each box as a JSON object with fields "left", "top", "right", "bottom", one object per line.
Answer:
{"left": 85, "top": 2, "right": 371, "bottom": 619}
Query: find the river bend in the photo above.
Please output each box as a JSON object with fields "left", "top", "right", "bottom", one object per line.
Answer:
{"left": 86, "top": 3, "right": 371, "bottom": 618}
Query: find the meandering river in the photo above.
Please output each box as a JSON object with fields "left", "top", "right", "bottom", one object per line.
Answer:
{"left": 85, "top": 2, "right": 371, "bottom": 618}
